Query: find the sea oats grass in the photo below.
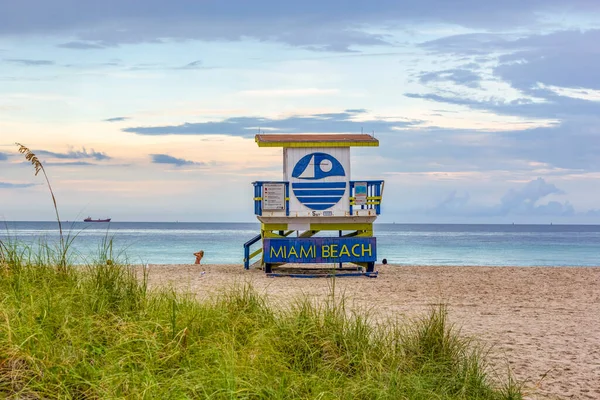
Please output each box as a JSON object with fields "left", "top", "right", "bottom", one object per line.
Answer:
{"left": 15, "top": 143, "right": 77, "bottom": 272}
{"left": 0, "top": 247, "right": 521, "bottom": 399}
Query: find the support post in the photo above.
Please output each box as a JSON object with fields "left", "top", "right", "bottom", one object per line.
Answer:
{"left": 285, "top": 182, "right": 290, "bottom": 216}
{"left": 375, "top": 182, "right": 381, "bottom": 214}
{"left": 349, "top": 181, "right": 353, "bottom": 216}
{"left": 366, "top": 261, "right": 375, "bottom": 273}
{"left": 338, "top": 230, "right": 343, "bottom": 269}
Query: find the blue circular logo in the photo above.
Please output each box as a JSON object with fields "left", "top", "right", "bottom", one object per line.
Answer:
{"left": 291, "top": 152, "right": 346, "bottom": 210}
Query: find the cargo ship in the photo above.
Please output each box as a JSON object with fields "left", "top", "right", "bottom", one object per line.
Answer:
{"left": 83, "top": 217, "right": 111, "bottom": 222}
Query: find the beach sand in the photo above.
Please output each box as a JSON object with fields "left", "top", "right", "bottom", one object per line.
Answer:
{"left": 138, "top": 264, "right": 600, "bottom": 400}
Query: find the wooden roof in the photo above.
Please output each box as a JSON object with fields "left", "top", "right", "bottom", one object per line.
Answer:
{"left": 255, "top": 134, "right": 379, "bottom": 148}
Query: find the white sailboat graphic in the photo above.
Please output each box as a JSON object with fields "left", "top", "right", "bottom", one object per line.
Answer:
{"left": 297, "top": 155, "right": 315, "bottom": 179}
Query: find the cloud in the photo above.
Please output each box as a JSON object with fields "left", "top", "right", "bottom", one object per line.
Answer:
{"left": 495, "top": 51, "right": 600, "bottom": 94}
{"left": 107, "top": 61, "right": 216, "bottom": 72}
{"left": 2, "top": 1, "right": 598, "bottom": 51}
{"left": 124, "top": 109, "right": 419, "bottom": 136}
{"left": 431, "top": 191, "right": 471, "bottom": 214}
{"left": 420, "top": 33, "right": 509, "bottom": 55}
{"left": 177, "top": 60, "right": 203, "bottom": 70}
{"left": 36, "top": 147, "right": 111, "bottom": 161}
{"left": 378, "top": 118, "right": 600, "bottom": 173}
{"left": 499, "top": 120, "right": 600, "bottom": 171}
{"left": 150, "top": 154, "right": 204, "bottom": 167}
{"left": 0, "top": 152, "right": 8, "bottom": 161}
{"left": 103, "top": 116, "right": 130, "bottom": 122}
{"left": 0, "top": 182, "right": 37, "bottom": 189}
{"left": 406, "top": 29, "right": 600, "bottom": 179}
{"left": 420, "top": 29, "right": 600, "bottom": 93}
{"left": 124, "top": 104, "right": 600, "bottom": 175}
{"left": 45, "top": 161, "right": 96, "bottom": 166}
{"left": 429, "top": 178, "right": 575, "bottom": 218}
{"left": 418, "top": 68, "right": 481, "bottom": 88}
{"left": 403, "top": 91, "right": 600, "bottom": 121}
{"left": 497, "top": 177, "right": 567, "bottom": 215}
{"left": 5, "top": 58, "right": 54, "bottom": 66}
{"left": 411, "top": 31, "right": 600, "bottom": 117}
{"left": 405, "top": 31, "right": 600, "bottom": 175}
{"left": 57, "top": 40, "right": 112, "bottom": 49}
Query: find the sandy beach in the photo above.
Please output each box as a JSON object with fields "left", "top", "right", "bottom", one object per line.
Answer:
{"left": 138, "top": 264, "right": 600, "bottom": 400}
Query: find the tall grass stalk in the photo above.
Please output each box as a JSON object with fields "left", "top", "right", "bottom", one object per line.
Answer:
{"left": 14, "top": 143, "right": 75, "bottom": 271}
{"left": 0, "top": 239, "right": 7, "bottom": 265}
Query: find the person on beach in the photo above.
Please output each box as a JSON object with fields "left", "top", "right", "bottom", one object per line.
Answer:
{"left": 193, "top": 250, "right": 204, "bottom": 264}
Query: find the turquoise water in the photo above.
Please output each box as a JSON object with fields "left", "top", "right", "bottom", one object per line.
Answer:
{"left": 2, "top": 221, "right": 599, "bottom": 266}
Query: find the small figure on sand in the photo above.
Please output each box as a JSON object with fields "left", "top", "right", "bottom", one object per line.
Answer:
{"left": 193, "top": 250, "right": 204, "bottom": 264}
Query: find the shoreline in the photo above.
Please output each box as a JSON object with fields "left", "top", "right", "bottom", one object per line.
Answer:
{"left": 138, "top": 264, "right": 600, "bottom": 400}
{"left": 140, "top": 263, "right": 600, "bottom": 267}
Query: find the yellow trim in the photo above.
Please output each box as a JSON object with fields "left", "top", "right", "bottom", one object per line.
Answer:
{"left": 263, "top": 230, "right": 284, "bottom": 238}
{"left": 350, "top": 196, "right": 382, "bottom": 200}
{"left": 262, "top": 223, "right": 288, "bottom": 231}
{"left": 249, "top": 248, "right": 262, "bottom": 259}
{"left": 255, "top": 196, "right": 288, "bottom": 202}
{"left": 264, "top": 230, "right": 296, "bottom": 238}
{"left": 349, "top": 196, "right": 382, "bottom": 204}
{"left": 299, "top": 230, "right": 320, "bottom": 238}
{"left": 257, "top": 141, "right": 379, "bottom": 148}
{"left": 262, "top": 222, "right": 373, "bottom": 232}
{"left": 350, "top": 196, "right": 383, "bottom": 205}
{"left": 309, "top": 223, "right": 373, "bottom": 231}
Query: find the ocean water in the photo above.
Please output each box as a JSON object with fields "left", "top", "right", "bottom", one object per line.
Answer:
{"left": 1, "top": 221, "right": 599, "bottom": 267}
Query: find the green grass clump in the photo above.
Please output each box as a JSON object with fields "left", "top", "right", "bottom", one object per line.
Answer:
{"left": 0, "top": 246, "right": 521, "bottom": 400}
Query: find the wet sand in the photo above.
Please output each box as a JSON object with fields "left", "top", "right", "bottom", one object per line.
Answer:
{"left": 137, "top": 264, "right": 600, "bottom": 400}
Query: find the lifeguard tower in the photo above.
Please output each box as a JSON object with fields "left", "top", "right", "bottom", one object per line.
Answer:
{"left": 243, "top": 134, "right": 384, "bottom": 276}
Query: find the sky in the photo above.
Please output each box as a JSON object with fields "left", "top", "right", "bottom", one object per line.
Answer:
{"left": 1, "top": 0, "right": 600, "bottom": 223}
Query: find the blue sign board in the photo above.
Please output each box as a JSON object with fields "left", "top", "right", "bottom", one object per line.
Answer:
{"left": 264, "top": 237, "right": 376, "bottom": 263}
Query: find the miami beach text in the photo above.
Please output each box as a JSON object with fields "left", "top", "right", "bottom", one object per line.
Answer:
{"left": 263, "top": 237, "right": 377, "bottom": 263}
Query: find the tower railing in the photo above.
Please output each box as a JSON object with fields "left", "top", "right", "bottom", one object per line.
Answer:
{"left": 349, "top": 180, "right": 385, "bottom": 215}
{"left": 252, "top": 181, "right": 290, "bottom": 216}
{"left": 252, "top": 180, "right": 384, "bottom": 216}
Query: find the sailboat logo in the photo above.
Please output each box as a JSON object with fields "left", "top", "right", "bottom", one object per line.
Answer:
{"left": 291, "top": 152, "right": 346, "bottom": 210}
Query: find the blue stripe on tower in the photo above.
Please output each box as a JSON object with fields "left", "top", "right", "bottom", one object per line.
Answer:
{"left": 292, "top": 182, "right": 346, "bottom": 189}
{"left": 305, "top": 204, "right": 335, "bottom": 210}
{"left": 296, "top": 197, "right": 341, "bottom": 204}
{"left": 292, "top": 189, "right": 345, "bottom": 196}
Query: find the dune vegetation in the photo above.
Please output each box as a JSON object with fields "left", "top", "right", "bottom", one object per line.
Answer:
{"left": 0, "top": 247, "right": 521, "bottom": 399}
